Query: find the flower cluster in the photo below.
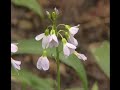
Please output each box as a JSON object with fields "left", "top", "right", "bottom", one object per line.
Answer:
{"left": 35, "top": 8, "right": 87, "bottom": 71}
{"left": 11, "top": 43, "right": 21, "bottom": 70}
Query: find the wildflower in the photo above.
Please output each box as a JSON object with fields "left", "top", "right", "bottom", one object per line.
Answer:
{"left": 74, "top": 51, "right": 87, "bottom": 61}
{"left": 68, "top": 34, "right": 78, "bottom": 46}
{"left": 62, "top": 38, "right": 76, "bottom": 56}
{"left": 11, "top": 43, "right": 21, "bottom": 70}
{"left": 11, "top": 58, "right": 21, "bottom": 70}
{"left": 35, "top": 29, "right": 50, "bottom": 49}
{"left": 65, "top": 24, "right": 80, "bottom": 36}
{"left": 49, "top": 30, "right": 59, "bottom": 48}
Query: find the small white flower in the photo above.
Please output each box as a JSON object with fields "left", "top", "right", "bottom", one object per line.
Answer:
{"left": 68, "top": 34, "right": 78, "bottom": 46}
{"left": 74, "top": 51, "right": 87, "bottom": 61}
{"left": 54, "top": 7, "right": 59, "bottom": 15}
{"left": 69, "top": 25, "right": 80, "bottom": 36}
{"left": 11, "top": 43, "right": 18, "bottom": 53}
{"left": 11, "top": 58, "right": 21, "bottom": 70}
{"left": 49, "top": 34, "right": 59, "bottom": 48}
{"left": 63, "top": 42, "right": 76, "bottom": 56}
{"left": 37, "top": 56, "right": 49, "bottom": 71}
{"left": 35, "top": 33, "right": 50, "bottom": 49}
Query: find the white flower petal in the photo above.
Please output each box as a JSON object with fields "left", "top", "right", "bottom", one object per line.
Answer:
{"left": 52, "top": 34, "right": 58, "bottom": 43}
{"left": 68, "top": 35, "right": 78, "bottom": 46}
{"left": 11, "top": 43, "right": 18, "bottom": 53}
{"left": 66, "top": 43, "right": 76, "bottom": 49}
{"left": 36, "top": 57, "right": 43, "bottom": 70}
{"left": 35, "top": 33, "right": 45, "bottom": 41}
{"left": 11, "top": 58, "right": 21, "bottom": 70}
{"left": 41, "top": 57, "right": 49, "bottom": 71}
{"left": 77, "top": 53, "right": 87, "bottom": 61}
{"left": 69, "top": 26, "right": 79, "bottom": 35}
{"left": 42, "top": 36, "right": 50, "bottom": 49}
{"left": 63, "top": 45, "right": 70, "bottom": 56}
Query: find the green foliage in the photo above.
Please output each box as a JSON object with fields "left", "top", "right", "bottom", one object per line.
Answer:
{"left": 90, "top": 41, "right": 110, "bottom": 78}
{"left": 15, "top": 39, "right": 88, "bottom": 90}
{"left": 91, "top": 82, "right": 98, "bottom": 90}
{"left": 11, "top": 0, "right": 43, "bottom": 18}
{"left": 11, "top": 69, "right": 54, "bottom": 90}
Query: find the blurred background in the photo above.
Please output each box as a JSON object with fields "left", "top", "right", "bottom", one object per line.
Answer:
{"left": 11, "top": 0, "right": 110, "bottom": 90}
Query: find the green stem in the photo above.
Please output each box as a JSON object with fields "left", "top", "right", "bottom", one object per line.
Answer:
{"left": 52, "top": 19, "right": 60, "bottom": 90}
{"left": 56, "top": 47, "right": 60, "bottom": 90}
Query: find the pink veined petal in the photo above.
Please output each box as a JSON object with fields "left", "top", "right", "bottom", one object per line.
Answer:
{"left": 11, "top": 59, "right": 21, "bottom": 70}
{"left": 66, "top": 43, "right": 76, "bottom": 49}
{"left": 52, "top": 34, "right": 58, "bottom": 43}
{"left": 42, "top": 36, "right": 49, "bottom": 49}
{"left": 63, "top": 45, "right": 70, "bottom": 56}
{"left": 11, "top": 43, "right": 18, "bottom": 53}
{"left": 35, "top": 33, "right": 45, "bottom": 41}
{"left": 77, "top": 53, "right": 87, "bottom": 61}
{"left": 36, "top": 57, "right": 43, "bottom": 70}
{"left": 41, "top": 57, "right": 49, "bottom": 71}
{"left": 69, "top": 27, "right": 79, "bottom": 35}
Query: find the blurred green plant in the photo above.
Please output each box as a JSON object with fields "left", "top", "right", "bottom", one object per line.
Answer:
{"left": 91, "top": 82, "right": 98, "bottom": 90}
{"left": 11, "top": 68, "right": 54, "bottom": 90}
{"left": 90, "top": 41, "right": 110, "bottom": 78}
{"left": 11, "top": 0, "right": 44, "bottom": 18}
{"left": 13, "top": 39, "right": 88, "bottom": 90}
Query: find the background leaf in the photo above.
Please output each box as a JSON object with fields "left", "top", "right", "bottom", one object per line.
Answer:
{"left": 91, "top": 82, "right": 98, "bottom": 90}
{"left": 15, "top": 39, "right": 88, "bottom": 90}
{"left": 11, "top": 0, "right": 44, "bottom": 18}
{"left": 90, "top": 41, "right": 110, "bottom": 78}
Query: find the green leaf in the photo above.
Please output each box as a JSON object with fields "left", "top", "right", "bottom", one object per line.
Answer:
{"left": 15, "top": 39, "right": 88, "bottom": 90}
{"left": 90, "top": 41, "right": 110, "bottom": 78}
{"left": 11, "top": 0, "right": 44, "bottom": 18}
{"left": 11, "top": 69, "right": 54, "bottom": 90}
{"left": 91, "top": 82, "right": 98, "bottom": 90}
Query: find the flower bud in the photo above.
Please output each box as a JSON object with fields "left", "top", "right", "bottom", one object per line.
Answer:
{"left": 45, "top": 29, "right": 49, "bottom": 36}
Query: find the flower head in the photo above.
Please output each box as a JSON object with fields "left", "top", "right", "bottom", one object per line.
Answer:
{"left": 68, "top": 34, "right": 78, "bottom": 46}
{"left": 49, "top": 30, "right": 59, "bottom": 48}
{"left": 35, "top": 29, "right": 51, "bottom": 49}
{"left": 11, "top": 58, "right": 21, "bottom": 70}
{"left": 37, "top": 56, "right": 49, "bottom": 71}
{"left": 11, "top": 43, "right": 21, "bottom": 70}
{"left": 74, "top": 51, "right": 87, "bottom": 61}
{"left": 62, "top": 38, "right": 76, "bottom": 56}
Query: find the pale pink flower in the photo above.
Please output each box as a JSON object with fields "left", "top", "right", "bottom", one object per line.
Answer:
{"left": 37, "top": 56, "right": 49, "bottom": 71}
{"left": 49, "top": 34, "right": 59, "bottom": 48}
{"left": 11, "top": 43, "right": 18, "bottom": 53}
{"left": 68, "top": 34, "right": 78, "bottom": 46}
{"left": 74, "top": 51, "right": 87, "bottom": 61}
{"left": 69, "top": 25, "right": 80, "bottom": 36}
{"left": 35, "top": 33, "right": 50, "bottom": 49}
{"left": 63, "top": 42, "right": 76, "bottom": 56}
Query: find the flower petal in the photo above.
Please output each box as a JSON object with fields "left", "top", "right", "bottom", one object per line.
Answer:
{"left": 77, "top": 53, "right": 87, "bottom": 61}
{"left": 69, "top": 26, "right": 79, "bottom": 35}
{"left": 42, "top": 35, "right": 50, "bottom": 49}
{"left": 52, "top": 34, "right": 58, "bottom": 43}
{"left": 41, "top": 57, "right": 49, "bottom": 71}
{"left": 68, "top": 35, "right": 78, "bottom": 46}
{"left": 35, "top": 33, "right": 45, "bottom": 41}
{"left": 36, "top": 57, "right": 43, "bottom": 70}
{"left": 11, "top": 58, "right": 21, "bottom": 70}
{"left": 66, "top": 43, "right": 76, "bottom": 49}
{"left": 11, "top": 43, "right": 18, "bottom": 53}
{"left": 63, "top": 45, "right": 70, "bottom": 56}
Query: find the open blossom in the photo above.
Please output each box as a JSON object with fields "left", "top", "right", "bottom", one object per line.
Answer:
{"left": 37, "top": 56, "right": 49, "bottom": 71}
{"left": 62, "top": 38, "right": 76, "bottom": 56}
{"left": 35, "top": 33, "right": 50, "bottom": 49}
{"left": 74, "top": 51, "right": 87, "bottom": 61}
{"left": 68, "top": 34, "right": 78, "bottom": 46}
{"left": 68, "top": 25, "right": 80, "bottom": 36}
{"left": 11, "top": 43, "right": 21, "bottom": 70}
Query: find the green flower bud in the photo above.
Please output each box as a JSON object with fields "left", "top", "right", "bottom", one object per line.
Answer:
{"left": 45, "top": 29, "right": 49, "bottom": 36}
{"left": 50, "top": 29, "right": 55, "bottom": 35}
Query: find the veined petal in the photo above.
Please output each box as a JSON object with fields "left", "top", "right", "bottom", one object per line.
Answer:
{"left": 35, "top": 33, "right": 45, "bottom": 41}
{"left": 36, "top": 57, "right": 43, "bottom": 70}
{"left": 41, "top": 57, "right": 49, "bottom": 71}
{"left": 77, "top": 53, "right": 87, "bottom": 61}
{"left": 63, "top": 45, "right": 70, "bottom": 56}
{"left": 11, "top": 43, "right": 18, "bottom": 53}
{"left": 69, "top": 26, "right": 79, "bottom": 35}
{"left": 68, "top": 35, "right": 78, "bottom": 46}
{"left": 11, "top": 58, "right": 21, "bottom": 70}
{"left": 66, "top": 43, "right": 76, "bottom": 49}
{"left": 42, "top": 36, "right": 50, "bottom": 49}
{"left": 52, "top": 34, "right": 58, "bottom": 43}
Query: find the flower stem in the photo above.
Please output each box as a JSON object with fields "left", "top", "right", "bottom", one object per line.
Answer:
{"left": 56, "top": 47, "right": 60, "bottom": 90}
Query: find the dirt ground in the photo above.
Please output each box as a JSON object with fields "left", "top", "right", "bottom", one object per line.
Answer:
{"left": 11, "top": 0, "right": 110, "bottom": 90}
